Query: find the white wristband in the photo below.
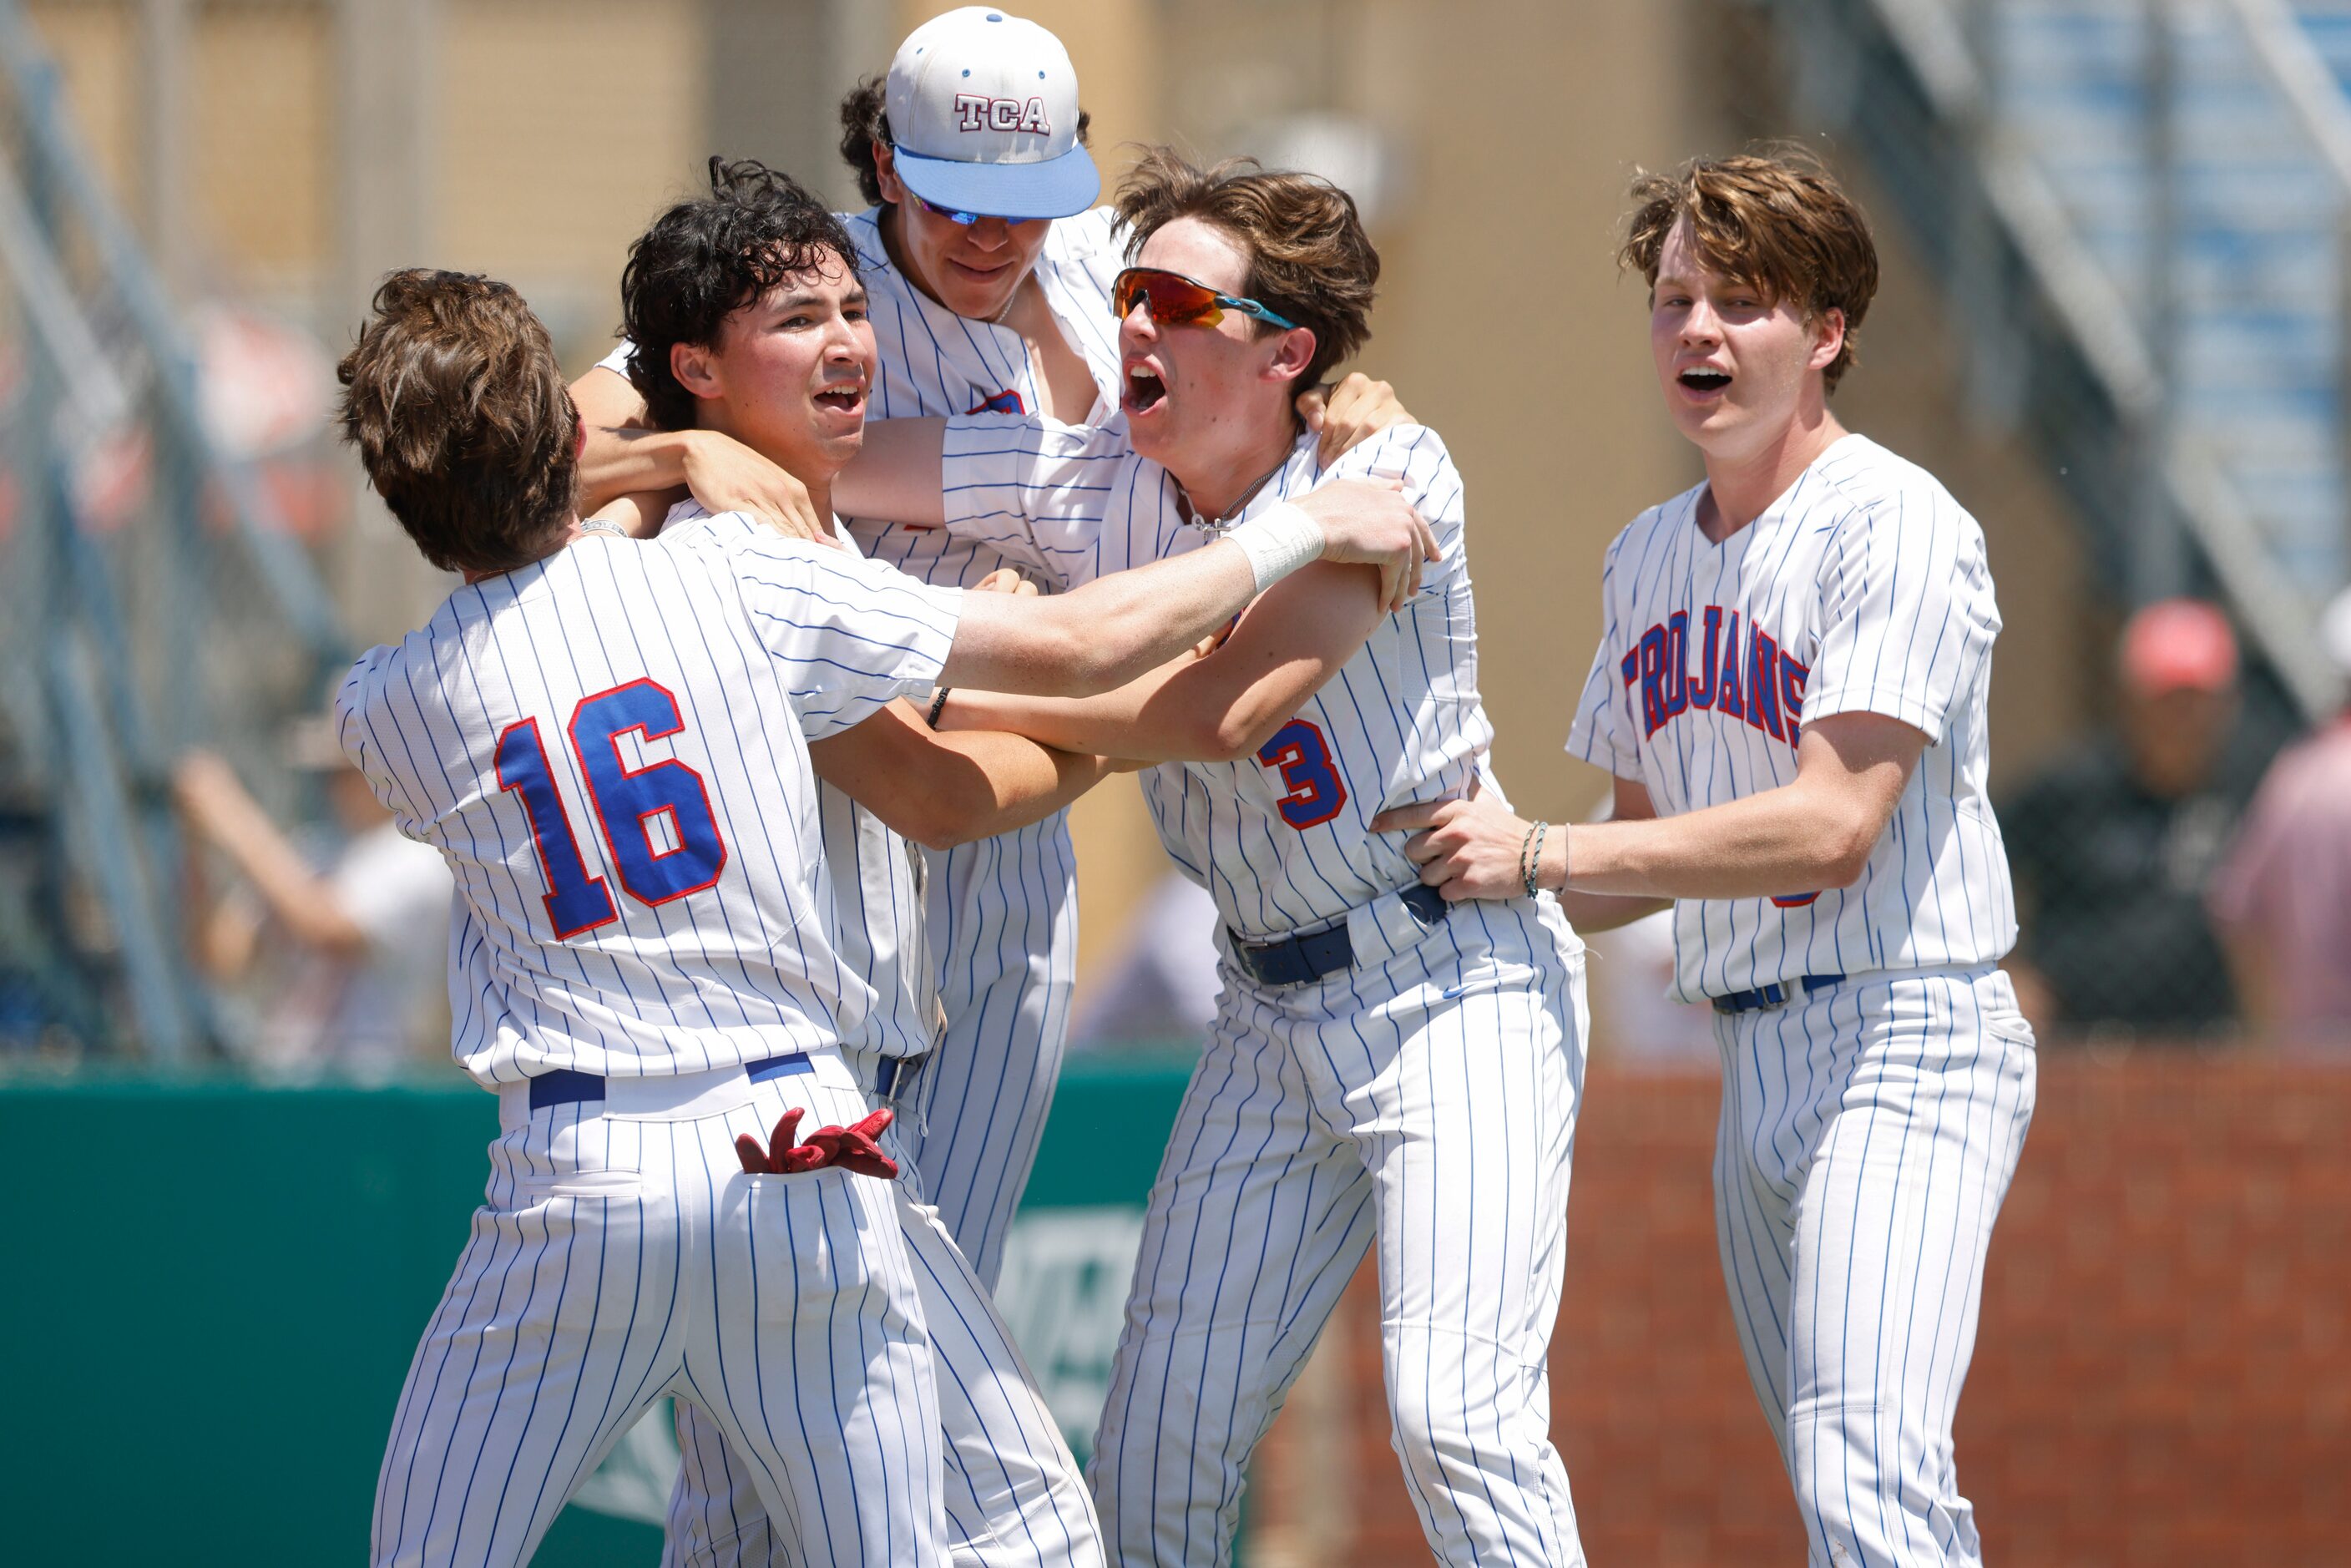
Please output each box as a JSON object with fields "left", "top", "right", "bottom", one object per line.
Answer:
{"left": 1226, "top": 501, "right": 1322, "bottom": 594}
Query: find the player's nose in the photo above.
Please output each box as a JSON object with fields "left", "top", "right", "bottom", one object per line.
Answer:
{"left": 963, "top": 216, "right": 1014, "bottom": 252}
{"left": 1681, "top": 296, "right": 1724, "bottom": 343}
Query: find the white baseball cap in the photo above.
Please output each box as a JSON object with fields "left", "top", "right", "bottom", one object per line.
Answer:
{"left": 885, "top": 8, "right": 1098, "bottom": 221}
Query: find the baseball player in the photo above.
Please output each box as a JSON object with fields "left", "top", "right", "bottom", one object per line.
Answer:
{"left": 1377, "top": 154, "right": 2035, "bottom": 1568}
{"left": 570, "top": 6, "right": 1411, "bottom": 1293}
{"left": 609, "top": 162, "right": 1110, "bottom": 1568}
{"left": 837, "top": 149, "right": 1590, "bottom": 1568}
{"left": 338, "top": 268, "right": 1431, "bottom": 1568}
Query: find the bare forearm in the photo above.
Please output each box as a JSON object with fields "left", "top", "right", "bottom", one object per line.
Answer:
{"left": 939, "top": 660, "right": 1217, "bottom": 762}
{"left": 578, "top": 426, "right": 694, "bottom": 515}
{"left": 1557, "top": 890, "right": 1673, "bottom": 933}
{"left": 184, "top": 790, "right": 366, "bottom": 952}
{"left": 918, "top": 731, "right": 1120, "bottom": 847}
{"left": 939, "top": 541, "right": 1261, "bottom": 697}
{"left": 1546, "top": 785, "right": 1873, "bottom": 900}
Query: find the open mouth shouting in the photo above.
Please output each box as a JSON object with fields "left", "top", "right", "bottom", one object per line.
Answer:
{"left": 1123, "top": 358, "right": 1169, "bottom": 417}
{"left": 813, "top": 378, "right": 867, "bottom": 422}
{"left": 1676, "top": 364, "right": 1732, "bottom": 401}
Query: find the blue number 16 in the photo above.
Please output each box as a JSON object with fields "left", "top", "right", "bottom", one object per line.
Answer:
{"left": 494, "top": 679, "right": 728, "bottom": 939}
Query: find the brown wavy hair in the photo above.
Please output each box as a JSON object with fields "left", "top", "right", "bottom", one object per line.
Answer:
{"left": 336, "top": 269, "right": 578, "bottom": 576}
{"left": 1619, "top": 149, "right": 1878, "bottom": 392}
{"left": 837, "top": 77, "right": 1094, "bottom": 208}
{"left": 1114, "top": 146, "right": 1378, "bottom": 396}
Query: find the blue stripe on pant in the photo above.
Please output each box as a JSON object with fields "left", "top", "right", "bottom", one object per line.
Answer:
{"left": 1090, "top": 894, "right": 1588, "bottom": 1568}
{"left": 1712, "top": 966, "right": 2036, "bottom": 1568}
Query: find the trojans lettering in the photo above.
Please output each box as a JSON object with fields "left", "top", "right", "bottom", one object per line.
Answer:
{"left": 1617, "top": 606, "right": 1809, "bottom": 748}
{"left": 953, "top": 93, "right": 1052, "bottom": 134}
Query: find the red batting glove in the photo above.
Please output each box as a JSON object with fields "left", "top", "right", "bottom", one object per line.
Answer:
{"left": 817, "top": 1108, "right": 898, "bottom": 1180}
{"left": 736, "top": 1105, "right": 897, "bottom": 1180}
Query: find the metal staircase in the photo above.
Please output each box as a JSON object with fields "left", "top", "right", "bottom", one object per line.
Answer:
{"left": 0, "top": 0, "right": 348, "bottom": 1056}
{"left": 1764, "top": 0, "right": 2351, "bottom": 716}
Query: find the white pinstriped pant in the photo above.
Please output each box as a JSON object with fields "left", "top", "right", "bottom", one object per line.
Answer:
{"left": 1713, "top": 965, "right": 2035, "bottom": 1568}
{"left": 370, "top": 1057, "right": 945, "bottom": 1568}
{"left": 662, "top": 1111, "right": 1105, "bottom": 1568}
{"left": 906, "top": 819, "right": 1081, "bottom": 1291}
{"left": 1091, "top": 888, "right": 1588, "bottom": 1568}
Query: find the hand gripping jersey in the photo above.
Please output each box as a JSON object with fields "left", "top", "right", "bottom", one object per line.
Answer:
{"left": 599, "top": 203, "right": 1129, "bottom": 1285}
{"left": 1566, "top": 433, "right": 2019, "bottom": 1000}
{"left": 937, "top": 414, "right": 1489, "bottom": 940}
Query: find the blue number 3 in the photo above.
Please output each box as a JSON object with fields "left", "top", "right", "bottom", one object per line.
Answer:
{"left": 1256, "top": 718, "right": 1349, "bottom": 829}
{"left": 495, "top": 679, "right": 727, "bottom": 938}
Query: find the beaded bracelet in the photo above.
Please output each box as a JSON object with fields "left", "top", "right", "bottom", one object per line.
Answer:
{"left": 924, "top": 688, "right": 953, "bottom": 730}
{"left": 1520, "top": 820, "right": 1550, "bottom": 898}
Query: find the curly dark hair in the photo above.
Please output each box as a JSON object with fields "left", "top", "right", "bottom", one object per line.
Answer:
{"left": 619, "top": 156, "right": 862, "bottom": 432}
{"left": 337, "top": 269, "right": 578, "bottom": 576}
{"left": 837, "top": 77, "right": 1094, "bottom": 209}
{"left": 1115, "top": 147, "right": 1378, "bottom": 394}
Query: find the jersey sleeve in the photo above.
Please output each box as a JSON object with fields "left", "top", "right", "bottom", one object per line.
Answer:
{"left": 594, "top": 340, "right": 635, "bottom": 377}
{"left": 938, "top": 412, "right": 1129, "bottom": 589}
{"left": 727, "top": 538, "right": 965, "bottom": 741}
{"left": 333, "top": 647, "right": 436, "bottom": 842}
{"left": 1316, "top": 423, "right": 1468, "bottom": 593}
{"left": 1565, "top": 533, "right": 1645, "bottom": 779}
{"left": 1802, "top": 489, "right": 2001, "bottom": 745}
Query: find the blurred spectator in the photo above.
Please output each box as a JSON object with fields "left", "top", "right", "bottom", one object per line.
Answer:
{"left": 174, "top": 730, "right": 450, "bottom": 1070}
{"left": 2207, "top": 589, "right": 2351, "bottom": 1052}
{"left": 1067, "top": 873, "right": 1222, "bottom": 1054}
{"left": 2001, "top": 599, "right": 2262, "bottom": 1037}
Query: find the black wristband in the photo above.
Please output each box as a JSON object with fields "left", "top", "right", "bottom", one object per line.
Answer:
{"left": 924, "top": 688, "right": 952, "bottom": 730}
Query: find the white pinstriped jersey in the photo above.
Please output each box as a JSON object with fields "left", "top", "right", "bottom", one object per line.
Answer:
{"left": 938, "top": 416, "right": 1490, "bottom": 942}
{"left": 1566, "top": 433, "right": 2017, "bottom": 1002}
{"left": 661, "top": 498, "right": 943, "bottom": 1060}
{"left": 333, "top": 532, "right": 963, "bottom": 1086}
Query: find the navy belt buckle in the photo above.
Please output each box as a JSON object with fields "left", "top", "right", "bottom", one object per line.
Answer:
{"left": 1712, "top": 974, "right": 1846, "bottom": 1015}
{"left": 1233, "top": 883, "right": 1452, "bottom": 988}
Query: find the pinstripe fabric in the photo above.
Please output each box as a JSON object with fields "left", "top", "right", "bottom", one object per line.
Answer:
{"left": 663, "top": 1125, "right": 1104, "bottom": 1568}
{"left": 333, "top": 533, "right": 963, "bottom": 1085}
{"left": 1712, "top": 968, "right": 2035, "bottom": 1568}
{"left": 929, "top": 409, "right": 1585, "bottom": 1562}
{"left": 844, "top": 204, "right": 1123, "bottom": 1284}
{"left": 371, "top": 1066, "right": 947, "bottom": 1568}
{"left": 653, "top": 507, "right": 1106, "bottom": 1568}
{"left": 341, "top": 529, "right": 973, "bottom": 1566}
{"left": 1090, "top": 895, "right": 1588, "bottom": 1568}
{"left": 596, "top": 201, "right": 1123, "bottom": 1283}
{"left": 937, "top": 418, "right": 1486, "bottom": 941}
{"left": 1565, "top": 436, "right": 2016, "bottom": 1003}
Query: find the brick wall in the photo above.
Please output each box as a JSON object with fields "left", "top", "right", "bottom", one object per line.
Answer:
{"left": 1246, "top": 1055, "right": 2351, "bottom": 1566}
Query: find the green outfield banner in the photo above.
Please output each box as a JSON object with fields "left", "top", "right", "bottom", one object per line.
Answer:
{"left": 0, "top": 1055, "right": 1193, "bottom": 1565}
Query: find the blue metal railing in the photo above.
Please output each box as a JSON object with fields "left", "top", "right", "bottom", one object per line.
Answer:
{"left": 0, "top": 0, "right": 351, "bottom": 1055}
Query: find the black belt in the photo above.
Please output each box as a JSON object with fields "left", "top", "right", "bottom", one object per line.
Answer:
{"left": 528, "top": 1050, "right": 821, "bottom": 1112}
{"left": 1711, "top": 974, "right": 1845, "bottom": 1014}
{"left": 1230, "top": 883, "right": 1449, "bottom": 989}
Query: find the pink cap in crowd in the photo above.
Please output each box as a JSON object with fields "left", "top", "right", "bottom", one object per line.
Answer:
{"left": 2120, "top": 599, "right": 2238, "bottom": 695}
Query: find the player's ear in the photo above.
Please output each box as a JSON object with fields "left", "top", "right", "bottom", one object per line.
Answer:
{"left": 1262, "top": 325, "right": 1317, "bottom": 387}
{"left": 874, "top": 143, "right": 906, "bottom": 205}
{"left": 670, "top": 340, "right": 722, "bottom": 402}
{"left": 1808, "top": 307, "right": 1847, "bottom": 374}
